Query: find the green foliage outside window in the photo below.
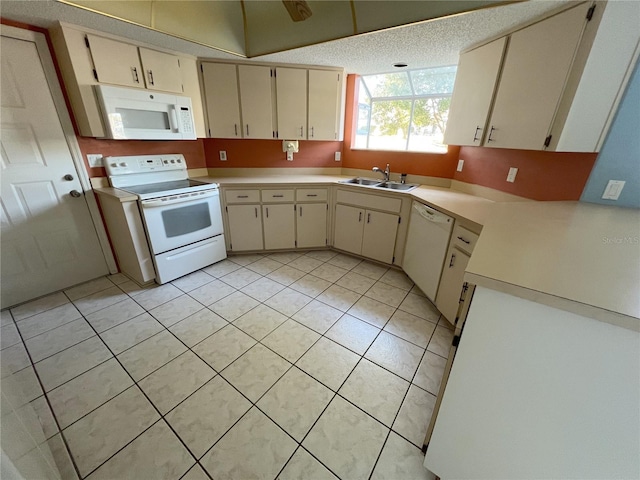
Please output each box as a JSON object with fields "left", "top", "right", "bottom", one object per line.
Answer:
{"left": 355, "top": 66, "right": 456, "bottom": 152}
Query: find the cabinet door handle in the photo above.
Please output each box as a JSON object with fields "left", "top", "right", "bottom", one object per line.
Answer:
{"left": 234, "top": 124, "right": 238, "bottom": 136}
{"left": 299, "top": 206, "right": 303, "bottom": 216}
{"left": 449, "top": 253, "right": 456, "bottom": 268}
{"left": 266, "top": 207, "right": 269, "bottom": 218}
{"left": 246, "top": 124, "right": 249, "bottom": 136}
{"left": 132, "top": 66, "right": 139, "bottom": 83}
{"left": 306, "top": 194, "right": 317, "bottom": 197}
{"left": 254, "top": 207, "right": 258, "bottom": 218}
{"left": 358, "top": 211, "right": 362, "bottom": 222}
{"left": 272, "top": 194, "right": 284, "bottom": 198}
{"left": 147, "top": 69, "right": 154, "bottom": 86}
{"left": 237, "top": 195, "right": 249, "bottom": 198}
{"left": 310, "top": 126, "right": 314, "bottom": 138}
{"left": 473, "top": 126, "right": 481, "bottom": 142}
{"left": 487, "top": 126, "right": 496, "bottom": 143}
{"left": 300, "top": 126, "right": 303, "bottom": 137}
{"left": 457, "top": 236, "right": 470, "bottom": 244}
{"left": 367, "top": 213, "right": 371, "bottom": 224}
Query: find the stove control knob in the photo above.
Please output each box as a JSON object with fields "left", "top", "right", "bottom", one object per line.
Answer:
{"left": 110, "top": 163, "right": 117, "bottom": 168}
{"left": 163, "top": 160, "right": 169, "bottom": 164}
{"left": 119, "top": 162, "right": 128, "bottom": 167}
{"left": 177, "top": 158, "right": 182, "bottom": 163}
{"left": 170, "top": 159, "right": 175, "bottom": 163}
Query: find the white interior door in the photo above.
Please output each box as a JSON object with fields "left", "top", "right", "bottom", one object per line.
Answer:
{"left": 1, "top": 33, "right": 108, "bottom": 308}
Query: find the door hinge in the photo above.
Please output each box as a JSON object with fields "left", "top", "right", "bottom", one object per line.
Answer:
{"left": 200, "top": 64, "right": 203, "bottom": 73}
{"left": 225, "top": 206, "right": 228, "bottom": 212}
{"left": 84, "top": 36, "right": 90, "bottom": 48}
{"left": 452, "top": 334, "right": 461, "bottom": 347}
{"left": 230, "top": 243, "right": 232, "bottom": 250}
{"left": 177, "top": 59, "right": 181, "bottom": 68}
{"left": 398, "top": 217, "right": 401, "bottom": 224}
{"left": 208, "top": 128, "right": 212, "bottom": 137}
{"left": 294, "top": 205, "right": 296, "bottom": 211}
{"left": 92, "top": 69, "right": 98, "bottom": 81}
{"left": 586, "top": 4, "right": 596, "bottom": 21}
{"left": 392, "top": 256, "right": 395, "bottom": 263}
{"left": 295, "top": 240, "right": 297, "bottom": 247}
{"left": 326, "top": 204, "right": 328, "bottom": 210}
{"left": 544, "top": 135, "right": 552, "bottom": 148}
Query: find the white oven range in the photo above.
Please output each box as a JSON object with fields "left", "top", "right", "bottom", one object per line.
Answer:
{"left": 105, "top": 154, "right": 226, "bottom": 284}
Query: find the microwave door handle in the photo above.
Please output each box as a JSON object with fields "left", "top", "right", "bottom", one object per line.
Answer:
{"left": 169, "top": 106, "right": 180, "bottom": 133}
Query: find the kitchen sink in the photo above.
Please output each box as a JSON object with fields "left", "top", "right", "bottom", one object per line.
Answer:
{"left": 340, "top": 177, "right": 383, "bottom": 186}
{"left": 376, "top": 181, "right": 419, "bottom": 191}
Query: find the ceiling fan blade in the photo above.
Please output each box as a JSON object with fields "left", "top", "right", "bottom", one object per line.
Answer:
{"left": 282, "top": 0, "right": 313, "bottom": 22}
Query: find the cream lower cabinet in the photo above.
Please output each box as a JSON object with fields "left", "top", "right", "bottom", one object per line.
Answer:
{"left": 263, "top": 204, "right": 296, "bottom": 250}
{"left": 297, "top": 203, "right": 327, "bottom": 248}
{"left": 436, "top": 223, "right": 479, "bottom": 324}
{"left": 226, "top": 204, "right": 264, "bottom": 251}
{"left": 334, "top": 204, "right": 399, "bottom": 264}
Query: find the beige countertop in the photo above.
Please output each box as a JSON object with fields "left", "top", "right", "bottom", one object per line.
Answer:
{"left": 94, "top": 186, "right": 138, "bottom": 203}
{"left": 466, "top": 201, "right": 640, "bottom": 330}
{"left": 194, "top": 174, "right": 494, "bottom": 229}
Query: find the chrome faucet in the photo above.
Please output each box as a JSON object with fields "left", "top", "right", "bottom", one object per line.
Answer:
{"left": 372, "top": 163, "right": 390, "bottom": 182}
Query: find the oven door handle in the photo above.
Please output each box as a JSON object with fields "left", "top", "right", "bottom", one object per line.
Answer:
{"left": 141, "top": 190, "right": 219, "bottom": 208}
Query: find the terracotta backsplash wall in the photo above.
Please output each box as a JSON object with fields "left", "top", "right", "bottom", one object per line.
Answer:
{"left": 454, "top": 147, "right": 597, "bottom": 201}
{"left": 77, "top": 138, "right": 207, "bottom": 178}
{"left": 203, "top": 138, "right": 342, "bottom": 168}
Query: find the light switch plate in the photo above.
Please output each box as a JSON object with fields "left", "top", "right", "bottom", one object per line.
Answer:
{"left": 602, "top": 180, "right": 625, "bottom": 200}
{"left": 219, "top": 151, "right": 227, "bottom": 161}
{"left": 457, "top": 159, "right": 464, "bottom": 172}
{"left": 87, "top": 154, "right": 103, "bottom": 167}
{"left": 335, "top": 152, "right": 341, "bottom": 162}
{"left": 507, "top": 167, "right": 518, "bottom": 183}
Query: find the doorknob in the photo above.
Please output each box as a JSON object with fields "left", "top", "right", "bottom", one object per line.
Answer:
{"left": 69, "top": 190, "right": 82, "bottom": 198}
{"left": 63, "top": 174, "right": 74, "bottom": 181}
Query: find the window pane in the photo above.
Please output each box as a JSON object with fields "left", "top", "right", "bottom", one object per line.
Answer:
{"left": 369, "top": 99, "right": 411, "bottom": 150}
{"left": 363, "top": 73, "right": 412, "bottom": 97}
{"left": 410, "top": 66, "right": 457, "bottom": 95}
{"left": 408, "top": 97, "right": 450, "bottom": 152}
{"left": 355, "top": 79, "right": 371, "bottom": 148}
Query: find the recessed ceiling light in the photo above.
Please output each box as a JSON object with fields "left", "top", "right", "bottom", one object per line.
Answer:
{"left": 393, "top": 63, "right": 408, "bottom": 68}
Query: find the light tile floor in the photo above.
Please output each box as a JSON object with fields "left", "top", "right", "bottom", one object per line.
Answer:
{"left": 2, "top": 250, "right": 454, "bottom": 480}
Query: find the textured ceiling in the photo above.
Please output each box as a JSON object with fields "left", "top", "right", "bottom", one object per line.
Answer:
{"left": 1, "top": 0, "right": 569, "bottom": 74}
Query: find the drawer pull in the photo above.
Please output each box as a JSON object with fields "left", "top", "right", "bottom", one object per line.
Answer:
{"left": 449, "top": 253, "right": 456, "bottom": 268}
{"left": 306, "top": 194, "right": 318, "bottom": 197}
{"left": 367, "top": 213, "right": 371, "bottom": 224}
{"left": 237, "top": 195, "right": 249, "bottom": 198}
{"left": 473, "top": 126, "right": 481, "bottom": 142}
{"left": 272, "top": 195, "right": 284, "bottom": 198}
{"left": 457, "top": 236, "right": 470, "bottom": 244}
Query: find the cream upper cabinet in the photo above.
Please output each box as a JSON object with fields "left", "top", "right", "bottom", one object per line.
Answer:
{"left": 238, "top": 65, "right": 274, "bottom": 139}
{"left": 86, "top": 35, "right": 144, "bottom": 89}
{"left": 485, "top": 3, "right": 591, "bottom": 150}
{"left": 443, "top": 37, "right": 507, "bottom": 146}
{"left": 50, "top": 24, "right": 205, "bottom": 137}
{"left": 138, "top": 47, "right": 183, "bottom": 93}
{"left": 276, "top": 68, "right": 307, "bottom": 140}
{"left": 201, "top": 63, "right": 242, "bottom": 138}
{"left": 308, "top": 69, "right": 341, "bottom": 140}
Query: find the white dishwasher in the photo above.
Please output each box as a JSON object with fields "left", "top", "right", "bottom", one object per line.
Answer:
{"left": 403, "top": 201, "right": 454, "bottom": 302}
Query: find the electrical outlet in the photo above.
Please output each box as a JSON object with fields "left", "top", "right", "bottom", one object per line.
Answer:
{"left": 507, "top": 167, "right": 518, "bottom": 183}
{"left": 335, "top": 152, "right": 341, "bottom": 162}
{"left": 87, "top": 154, "right": 103, "bottom": 167}
{"left": 219, "top": 151, "right": 227, "bottom": 161}
{"left": 457, "top": 159, "right": 464, "bottom": 172}
{"left": 602, "top": 180, "right": 625, "bottom": 200}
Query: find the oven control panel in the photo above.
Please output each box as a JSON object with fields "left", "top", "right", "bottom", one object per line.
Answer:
{"left": 105, "top": 154, "right": 186, "bottom": 176}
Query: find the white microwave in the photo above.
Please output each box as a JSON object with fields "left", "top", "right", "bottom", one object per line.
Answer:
{"left": 95, "top": 85, "right": 196, "bottom": 140}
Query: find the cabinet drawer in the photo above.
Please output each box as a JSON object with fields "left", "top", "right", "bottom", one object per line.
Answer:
{"left": 225, "top": 189, "right": 260, "bottom": 203}
{"left": 261, "top": 189, "right": 294, "bottom": 202}
{"left": 336, "top": 189, "right": 401, "bottom": 213}
{"left": 452, "top": 223, "right": 479, "bottom": 254}
{"left": 296, "top": 188, "right": 328, "bottom": 202}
